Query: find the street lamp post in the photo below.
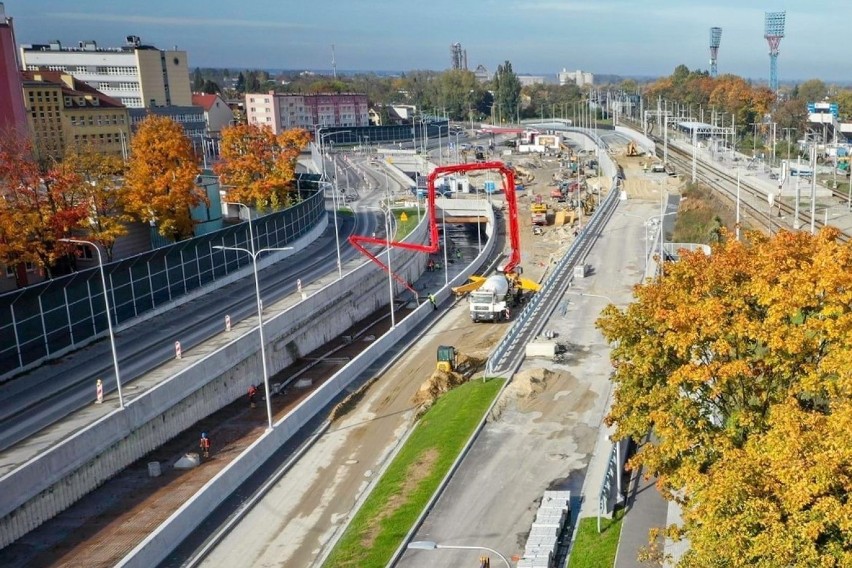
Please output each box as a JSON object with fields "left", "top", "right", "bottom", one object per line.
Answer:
{"left": 212, "top": 244, "right": 293, "bottom": 430}
{"left": 223, "top": 201, "right": 255, "bottom": 254}
{"left": 382, "top": 193, "right": 396, "bottom": 328}
{"left": 644, "top": 212, "right": 677, "bottom": 275}
{"left": 407, "top": 541, "right": 511, "bottom": 568}
{"left": 436, "top": 124, "right": 449, "bottom": 166}
{"left": 60, "top": 238, "right": 124, "bottom": 409}
{"left": 441, "top": 193, "right": 449, "bottom": 285}
{"left": 453, "top": 131, "right": 462, "bottom": 164}
{"left": 318, "top": 129, "right": 351, "bottom": 278}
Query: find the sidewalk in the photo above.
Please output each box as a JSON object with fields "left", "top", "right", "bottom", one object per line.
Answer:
{"left": 614, "top": 435, "right": 669, "bottom": 568}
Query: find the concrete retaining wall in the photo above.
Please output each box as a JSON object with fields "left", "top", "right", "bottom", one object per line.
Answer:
{"left": 117, "top": 203, "right": 498, "bottom": 567}
{"left": 615, "top": 125, "right": 656, "bottom": 156}
{"left": 383, "top": 160, "right": 418, "bottom": 190}
{"left": 0, "top": 219, "right": 431, "bottom": 549}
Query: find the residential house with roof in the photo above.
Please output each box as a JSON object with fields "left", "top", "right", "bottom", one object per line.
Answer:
{"left": 191, "top": 93, "right": 233, "bottom": 134}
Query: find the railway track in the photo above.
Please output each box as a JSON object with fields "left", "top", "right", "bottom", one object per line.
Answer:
{"left": 488, "top": 177, "right": 620, "bottom": 376}
{"left": 640, "top": 128, "right": 851, "bottom": 242}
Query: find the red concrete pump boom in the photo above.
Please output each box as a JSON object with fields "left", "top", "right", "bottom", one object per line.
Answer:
{"left": 348, "top": 161, "right": 520, "bottom": 293}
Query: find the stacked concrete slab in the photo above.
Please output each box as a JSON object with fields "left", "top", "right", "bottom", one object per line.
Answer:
{"left": 518, "top": 490, "right": 571, "bottom": 568}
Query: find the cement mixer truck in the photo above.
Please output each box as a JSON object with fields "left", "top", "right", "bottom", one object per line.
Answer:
{"left": 469, "top": 274, "right": 512, "bottom": 322}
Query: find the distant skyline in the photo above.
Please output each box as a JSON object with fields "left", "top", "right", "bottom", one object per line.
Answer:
{"left": 5, "top": 1, "right": 850, "bottom": 83}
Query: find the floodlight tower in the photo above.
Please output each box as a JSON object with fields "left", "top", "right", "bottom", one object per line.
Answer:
{"left": 764, "top": 11, "right": 786, "bottom": 92}
{"left": 709, "top": 27, "right": 722, "bottom": 77}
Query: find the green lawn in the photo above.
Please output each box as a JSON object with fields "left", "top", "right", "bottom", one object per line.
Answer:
{"left": 322, "top": 378, "right": 505, "bottom": 568}
{"left": 392, "top": 207, "right": 422, "bottom": 240}
{"left": 567, "top": 509, "right": 625, "bottom": 568}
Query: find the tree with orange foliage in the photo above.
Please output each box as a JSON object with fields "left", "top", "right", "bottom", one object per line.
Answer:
{"left": 62, "top": 145, "right": 130, "bottom": 261}
{"left": 123, "top": 115, "right": 205, "bottom": 242}
{"left": 0, "top": 132, "right": 87, "bottom": 282}
{"left": 598, "top": 228, "right": 852, "bottom": 567}
{"left": 214, "top": 124, "right": 310, "bottom": 211}
{"left": 645, "top": 66, "right": 776, "bottom": 139}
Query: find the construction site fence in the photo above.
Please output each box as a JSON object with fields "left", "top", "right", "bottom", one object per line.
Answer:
{"left": 0, "top": 191, "right": 325, "bottom": 379}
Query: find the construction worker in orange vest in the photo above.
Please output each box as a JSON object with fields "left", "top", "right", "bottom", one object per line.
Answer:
{"left": 199, "top": 432, "right": 211, "bottom": 459}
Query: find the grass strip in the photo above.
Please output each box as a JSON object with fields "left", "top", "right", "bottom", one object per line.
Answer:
{"left": 323, "top": 377, "right": 505, "bottom": 568}
{"left": 566, "top": 509, "right": 625, "bottom": 568}
{"left": 392, "top": 207, "right": 422, "bottom": 240}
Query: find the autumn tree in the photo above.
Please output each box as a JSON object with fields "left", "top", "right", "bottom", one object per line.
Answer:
{"left": 0, "top": 133, "right": 87, "bottom": 281}
{"left": 214, "top": 124, "right": 310, "bottom": 211}
{"left": 645, "top": 66, "right": 776, "bottom": 138}
{"left": 598, "top": 228, "right": 852, "bottom": 567}
{"left": 123, "top": 115, "right": 205, "bottom": 242}
{"left": 62, "top": 145, "right": 130, "bottom": 261}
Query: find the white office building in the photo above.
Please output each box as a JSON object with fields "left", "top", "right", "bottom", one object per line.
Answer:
{"left": 558, "top": 69, "right": 594, "bottom": 87}
{"left": 20, "top": 35, "right": 191, "bottom": 109}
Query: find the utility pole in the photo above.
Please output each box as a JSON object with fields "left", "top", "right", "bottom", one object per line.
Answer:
{"left": 794, "top": 154, "right": 801, "bottom": 230}
{"left": 663, "top": 100, "right": 668, "bottom": 166}
{"left": 731, "top": 113, "right": 736, "bottom": 160}
{"left": 810, "top": 146, "right": 817, "bottom": 234}
{"left": 750, "top": 122, "right": 760, "bottom": 158}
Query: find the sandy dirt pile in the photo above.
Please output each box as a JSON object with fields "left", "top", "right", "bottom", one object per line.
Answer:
{"left": 505, "top": 367, "right": 553, "bottom": 400}
{"left": 410, "top": 352, "right": 486, "bottom": 409}
{"left": 490, "top": 367, "right": 554, "bottom": 420}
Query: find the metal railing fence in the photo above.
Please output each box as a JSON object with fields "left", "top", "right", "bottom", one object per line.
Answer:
{"left": 0, "top": 191, "right": 324, "bottom": 376}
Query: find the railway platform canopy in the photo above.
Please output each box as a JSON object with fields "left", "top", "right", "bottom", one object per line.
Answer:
{"left": 677, "top": 121, "right": 733, "bottom": 139}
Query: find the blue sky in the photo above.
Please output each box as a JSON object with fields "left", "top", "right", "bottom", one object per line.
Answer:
{"left": 5, "top": 1, "right": 849, "bottom": 82}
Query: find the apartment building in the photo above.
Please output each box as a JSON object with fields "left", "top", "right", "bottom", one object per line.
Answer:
{"left": 245, "top": 92, "right": 369, "bottom": 134}
{"left": 558, "top": 68, "right": 594, "bottom": 87}
{"left": 20, "top": 35, "right": 191, "bottom": 109}
{"left": 21, "top": 70, "right": 131, "bottom": 161}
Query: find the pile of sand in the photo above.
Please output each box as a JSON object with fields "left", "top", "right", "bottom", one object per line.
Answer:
{"left": 411, "top": 369, "right": 467, "bottom": 407}
{"left": 410, "top": 352, "right": 486, "bottom": 409}
{"left": 489, "top": 367, "right": 554, "bottom": 420}
{"left": 507, "top": 368, "right": 553, "bottom": 399}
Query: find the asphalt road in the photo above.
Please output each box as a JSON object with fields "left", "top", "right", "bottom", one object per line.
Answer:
{"left": 0, "top": 168, "right": 399, "bottom": 453}
{"left": 398, "top": 196, "right": 657, "bottom": 568}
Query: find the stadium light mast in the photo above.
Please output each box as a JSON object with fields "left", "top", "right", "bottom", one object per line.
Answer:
{"left": 709, "top": 27, "right": 722, "bottom": 77}
{"left": 764, "top": 11, "right": 786, "bottom": 92}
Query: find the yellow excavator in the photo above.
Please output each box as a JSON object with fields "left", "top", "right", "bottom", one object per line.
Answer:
{"left": 436, "top": 345, "right": 456, "bottom": 372}
{"left": 626, "top": 141, "right": 641, "bottom": 157}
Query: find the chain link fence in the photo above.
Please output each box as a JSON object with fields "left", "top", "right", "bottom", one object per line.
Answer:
{"left": 0, "top": 190, "right": 324, "bottom": 377}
